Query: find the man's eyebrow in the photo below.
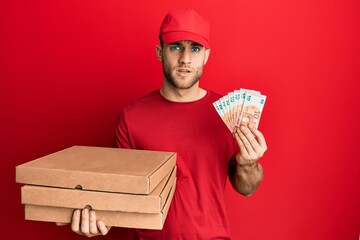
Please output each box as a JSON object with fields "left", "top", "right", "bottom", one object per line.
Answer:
{"left": 169, "top": 42, "right": 181, "bottom": 45}
{"left": 168, "top": 41, "right": 203, "bottom": 47}
{"left": 191, "top": 42, "right": 202, "bottom": 47}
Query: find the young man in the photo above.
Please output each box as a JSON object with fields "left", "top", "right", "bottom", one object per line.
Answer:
{"left": 69, "top": 9, "right": 267, "bottom": 239}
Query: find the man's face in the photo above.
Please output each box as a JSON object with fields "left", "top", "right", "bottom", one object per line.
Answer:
{"left": 156, "top": 40, "right": 210, "bottom": 89}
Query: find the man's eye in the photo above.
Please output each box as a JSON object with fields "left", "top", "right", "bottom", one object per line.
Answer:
{"left": 170, "top": 46, "right": 180, "bottom": 51}
{"left": 192, "top": 47, "right": 201, "bottom": 52}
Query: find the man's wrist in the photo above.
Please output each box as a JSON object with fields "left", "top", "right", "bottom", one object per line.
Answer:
{"left": 238, "top": 161, "right": 259, "bottom": 171}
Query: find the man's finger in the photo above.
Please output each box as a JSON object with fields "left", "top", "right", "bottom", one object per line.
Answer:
{"left": 248, "top": 124, "right": 267, "bottom": 149}
{"left": 97, "top": 221, "right": 111, "bottom": 235}
{"left": 244, "top": 126, "right": 265, "bottom": 156}
{"left": 241, "top": 125, "right": 263, "bottom": 152}
{"left": 81, "top": 209, "right": 90, "bottom": 235}
{"left": 234, "top": 127, "right": 250, "bottom": 157}
{"left": 56, "top": 222, "right": 68, "bottom": 226}
{"left": 89, "top": 210, "right": 99, "bottom": 235}
{"left": 71, "top": 209, "right": 81, "bottom": 234}
{"left": 238, "top": 125, "right": 256, "bottom": 154}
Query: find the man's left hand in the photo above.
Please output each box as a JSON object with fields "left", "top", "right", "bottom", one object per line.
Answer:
{"left": 233, "top": 123, "right": 267, "bottom": 167}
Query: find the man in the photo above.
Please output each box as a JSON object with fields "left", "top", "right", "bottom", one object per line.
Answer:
{"left": 68, "top": 9, "right": 267, "bottom": 239}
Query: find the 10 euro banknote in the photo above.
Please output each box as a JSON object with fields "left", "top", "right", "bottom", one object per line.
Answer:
{"left": 213, "top": 88, "right": 266, "bottom": 133}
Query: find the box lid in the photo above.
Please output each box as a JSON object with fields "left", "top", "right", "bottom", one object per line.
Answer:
{"left": 16, "top": 146, "right": 176, "bottom": 194}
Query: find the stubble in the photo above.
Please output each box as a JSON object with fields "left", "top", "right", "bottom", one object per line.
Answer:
{"left": 162, "top": 59, "right": 203, "bottom": 89}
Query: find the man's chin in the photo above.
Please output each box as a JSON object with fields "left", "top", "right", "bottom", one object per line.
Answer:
{"left": 164, "top": 71, "right": 201, "bottom": 89}
{"left": 172, "top": 79, "right": 199, "bottom": 89}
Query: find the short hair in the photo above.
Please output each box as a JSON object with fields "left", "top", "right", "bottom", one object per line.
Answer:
{"left": 159, "top": 36, "right": 164, "bottom": 46}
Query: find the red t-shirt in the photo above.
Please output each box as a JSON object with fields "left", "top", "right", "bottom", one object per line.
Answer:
{"left": 114, "top": 90, "right": 237, "bottom": 240}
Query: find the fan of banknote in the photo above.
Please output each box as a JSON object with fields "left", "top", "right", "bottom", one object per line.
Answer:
{"left": 213, "top": 88, "right": 266, "bottom": 133}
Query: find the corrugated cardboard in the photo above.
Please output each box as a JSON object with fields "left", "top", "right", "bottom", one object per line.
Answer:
{"left": 24, "top": 180, "right": 176, "bottom": 230}
{"left": 21, "top": 166, "right": 176, "bottom": 214}
{"left": 16, "top": 146, "right": 176, "bottom": 194}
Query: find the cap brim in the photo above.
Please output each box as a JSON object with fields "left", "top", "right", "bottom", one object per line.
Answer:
{"left": 161, "top": 31, "right": 210, "bottom": 49}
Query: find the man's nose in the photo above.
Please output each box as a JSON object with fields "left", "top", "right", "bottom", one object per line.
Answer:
{"left": 179, "top": 49, "right": 191, "bottom": 64}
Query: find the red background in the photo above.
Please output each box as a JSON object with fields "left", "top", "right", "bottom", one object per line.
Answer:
{"left": 1, "top": 0, "right": 359, "bottom": 239}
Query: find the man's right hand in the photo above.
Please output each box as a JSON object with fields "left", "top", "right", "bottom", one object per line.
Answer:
{"left": 70, "top": 209, "right": 111, "bottom": 237}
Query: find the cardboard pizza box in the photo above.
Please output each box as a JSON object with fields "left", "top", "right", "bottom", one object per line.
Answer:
{"left": 21, "top": 166, "right": 176, "bottom": 214}
{"left": 16, "top": 146, "right": 176, "bottom": 194}
{"left": 24, "top": 180, "right": 176, "bottom": 230}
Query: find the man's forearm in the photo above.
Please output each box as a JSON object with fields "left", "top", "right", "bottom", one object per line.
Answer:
{"left": 230, "top": 162, "right": 263, "bottom": 196}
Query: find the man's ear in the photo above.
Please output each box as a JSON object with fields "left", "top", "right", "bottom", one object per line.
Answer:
{"left": 204, "top": 49, "right": 211, "bottom": 65}
{"left": 156, "top": 45, "right": 163, "bottom": 61}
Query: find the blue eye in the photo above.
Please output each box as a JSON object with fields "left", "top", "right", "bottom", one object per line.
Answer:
{"left": 192, "top": 47, "right": 201, "bottom": 52}
{"left": 170, "top": 45, "right": 180, "bottom": 51}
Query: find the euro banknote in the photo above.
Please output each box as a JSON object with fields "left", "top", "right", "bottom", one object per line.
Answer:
{"left": 213, "top": 88, "right": 266, "bottom": 133}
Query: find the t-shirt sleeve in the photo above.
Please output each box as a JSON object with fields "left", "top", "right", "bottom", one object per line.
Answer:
{"left": 113, "top": 110, "right": 133, "bottom": 149}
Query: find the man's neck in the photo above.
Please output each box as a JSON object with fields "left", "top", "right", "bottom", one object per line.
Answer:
{"left": 159, "top": 84, "right": 207, "bottom": 102}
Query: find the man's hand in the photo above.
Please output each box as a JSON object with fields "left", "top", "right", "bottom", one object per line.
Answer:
{"left": 56, "top": 209, "right": 111, "bottom": 237}
{"left": 72, "top": 209, "right": 111, "bottom": 237}
{"left": 234, "top": 123, "right": 267, "bottom": 167}
{"left": 230, "top": 123, "right": 267, "bottom": 196}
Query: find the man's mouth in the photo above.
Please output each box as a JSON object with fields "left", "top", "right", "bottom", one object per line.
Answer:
{"left": 177, "top": 69, "right": 192, "bottom": 73}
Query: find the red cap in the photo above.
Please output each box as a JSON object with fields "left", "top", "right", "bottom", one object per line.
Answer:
{"left": 159, "top": 9, "right": 210, "bottom": 49}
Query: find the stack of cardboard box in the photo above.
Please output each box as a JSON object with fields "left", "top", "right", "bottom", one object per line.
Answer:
{"left": 16, "top": 146, "right": 177, "bottom": 230}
